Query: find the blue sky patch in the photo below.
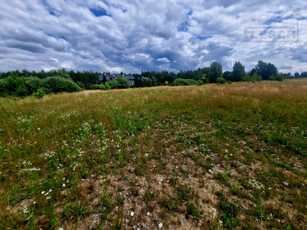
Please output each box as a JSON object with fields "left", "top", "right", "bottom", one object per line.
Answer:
{"left": 90, "top": 8, "right": 111, "bottom": 17}
{"left": 195, "top": 35, "right": 212, "bottom": 41}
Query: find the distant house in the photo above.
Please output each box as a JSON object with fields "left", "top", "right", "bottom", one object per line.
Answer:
{"left": 105, "top": 73, "right": 121, "bottom": 81}
{"left": 122, "top": 75, "right": 135, "bottom": 85}
{"left": 142, "top": 77, "right": 151, "bottom": 81}
{"left": 98, "top": 74, "right": 136, "bottom": 86}
{"left": 98, "top": 74, "right": 104, "bottom": 84}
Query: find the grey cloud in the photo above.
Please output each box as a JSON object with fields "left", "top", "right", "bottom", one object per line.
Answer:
{"left": 5, "top": 41, "right": 47, "bottom": 53}
{"left": 0, "top": 0, "right": 306, "bottom": 73}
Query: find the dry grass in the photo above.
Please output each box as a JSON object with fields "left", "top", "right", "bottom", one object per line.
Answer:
{"left": 0, "top": 79, "right": 306, "bottom": 229}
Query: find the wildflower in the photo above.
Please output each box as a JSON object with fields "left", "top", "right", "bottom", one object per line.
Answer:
{"left": 247, "top": 179, "right": 264, "bottom": 190}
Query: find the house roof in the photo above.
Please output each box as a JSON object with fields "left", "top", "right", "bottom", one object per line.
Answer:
{"left": 122, "top": 75, "right": 135, "bottom": 80}
{"left": 98, "top": 74, "right": 150, "bottom": 84}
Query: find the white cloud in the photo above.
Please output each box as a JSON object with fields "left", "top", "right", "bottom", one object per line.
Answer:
{"left": 157, "top": 57, "right": 171, "bottom": 63}
{"left": 0, "top": 0, "right": 306, "bottom": 73}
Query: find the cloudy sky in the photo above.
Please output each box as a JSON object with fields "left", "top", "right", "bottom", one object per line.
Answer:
{"left": 0, "top": 0, "right": 306, "bottom": 73}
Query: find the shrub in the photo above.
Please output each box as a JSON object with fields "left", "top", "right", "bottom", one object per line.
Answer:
{"left": 0, "top": 79, "right": 8, "bottom": 96}
{"left": 252, "top": 74, "right": 262, "bottom": 81}
{"left": 216, "top": 77, "right": 227, "bottom": 84}
{"left": 243, "top": 74, "right": 262, "bottom": 82}
{"left": 116, "top": 77, "right": 130, "bottom": 89}
{"left": 24, "top": 77, "right": 44, "bottom": 93}
{"left": 275, "top": 75, "right": 285, "bottom": 81}
{"left": 15, "top": 84, "right": 29, "bottom": 97}
{"left": 108, "top": 80, "right": 121, "bottom": 89}
{"left": 197, "top": 80, "right": 204, "bottom": 85}
{"left": 89, "top": 84, "right": 111, "bottom": 90}
{"left": 104, "top": 78, "right": 130, "bottom": 90}
{"left": 0, "top": 75, "right": 81, "bottom": 97}
{"left": 76, "top": 81, "right": 85, "bottom": 89}
{"left": 42, "top": 77, "right": 82, "bottom": 93}
{"left": 103, "top": 83, "right": 111, "bottom": 90}
{"left": 171, "top": 78, "right": 200, "bottom": 86}
{"left": 268, "top": 75, "right": 284, "bottom": 81}
{"left": 89, "top": 84, "right": 104, "bottom": 90}
{"left": 33, "top": 88, "right": 45, "bottom": 99}
{"left": 6, "top": 74, "right": 23, "bottom": 92}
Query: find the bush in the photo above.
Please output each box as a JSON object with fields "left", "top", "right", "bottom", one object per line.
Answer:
{"left": 76, "top": 81, "right": 85, "bottom": 89}
{"left": 89, "top": 84, "right": 111, "bottom": 90}
{"left": 0, "top": 75, "right": 82, "bottom": 97}
{"left": 6, "top": 74, "right": 23, "bottom": 92}
{"left": 15, "top": 84, "right": 29, "bottom": 97}
{"left": 243, "top": 74, "right": 262, "bottom": 82}
{"left": 216, "top": 77, "right": 227, "bottom": 84}
{"left": 42, "top": 77, "right": 82, "bottom": 93}
{"left": 103, "top": 83, "right": 111, "bottom": 90}
{"left": 24, "top": 77, "right": 44, "bottom": 94}
{"left": 117, "top": 77, "right": 130, "bottom": 89}
{"left": 0, "top": 79, "right": 8, "bottom": 96}
{"left": 89, "top": 84, "right": 103, "bottom": 90}
{"left": 197, "top": 80, "right": 204, "bottom": 85}
{"left": 268, "top": 75, "right": 284, "bottom": 81}
{"left": 107, "top": 78, "right": 130, "bottom": 89}
{"left": 33, "top": 88, "right": 45, "bottom": 99}
{"left": 275, "top": 75, "right": 285, "bottom": 81}
{"left": 171, "top": 78, "right": 200, "bottom": 86}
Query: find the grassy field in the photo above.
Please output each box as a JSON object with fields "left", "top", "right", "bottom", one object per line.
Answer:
{"left": 0, "top": 79, "right": 306, "bottom": 229}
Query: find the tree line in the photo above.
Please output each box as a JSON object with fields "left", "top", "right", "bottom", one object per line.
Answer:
{"left": 140, "top": 60, "right": 300, "bottom": 86}
{"left": 0, "top": 60, "right": 306, "bottom": 97}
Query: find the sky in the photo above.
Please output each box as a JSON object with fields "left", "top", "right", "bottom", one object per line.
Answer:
{"left": 0, "top": 0, "right": 306, "bottom": 74}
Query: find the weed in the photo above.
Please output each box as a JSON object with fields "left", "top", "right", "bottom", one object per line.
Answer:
{"left": 143, "top": 190, "right": 154, "bottom": 207}
{"left": 63, "top": 201, "right": 89, "bottom": 222}
{"left": 186, "top": 203, "right": 201, "bottom": 220}
{"left": 217, "top": 193, "right": 240, "bottom": 228}
{"left": 162, "top": 198, "right": 178, "bottom": 214}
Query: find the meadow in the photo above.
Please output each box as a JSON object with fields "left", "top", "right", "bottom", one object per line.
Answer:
{"left": 0, "top": 79, "right": 306, "bottom": 229}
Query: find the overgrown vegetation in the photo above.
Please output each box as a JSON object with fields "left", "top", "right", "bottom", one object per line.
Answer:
{"left": 0, "top": 79, "right": 306, "bottom": 229}
{"left": 0, "top": 74, "right": 81, "bottom": 97}
{"left": 171, "top": 78, "right": 202, "bottom": 86}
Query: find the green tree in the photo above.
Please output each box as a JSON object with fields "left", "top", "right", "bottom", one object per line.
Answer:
{"left": 116, "top": 77, "right": 130, "bottom": 89}
{"left": 208, "top": 62, "right": 223, "bottom": 83}
{"left": 103, "top": 75, "right": 107, "bottom": 84}
{"left": 223, "top": 71, "right": 232, "bottom": 81}
{"left": 216, "top": 77, "right": 227, "bottom": 84}
{"left": 301, "top": 72, "right": 307, "bottom": 78}
{"left": 267, "top": 63, "right": 278, "bottom": 79}
{"left": 255, "top": 61, "right": 278, "bottom": 80}
{"left": 232, "top": 62, "right": 246, "bottom": 82}
{"left": 57, "top": 68, "right": 71, "bottom": 79}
